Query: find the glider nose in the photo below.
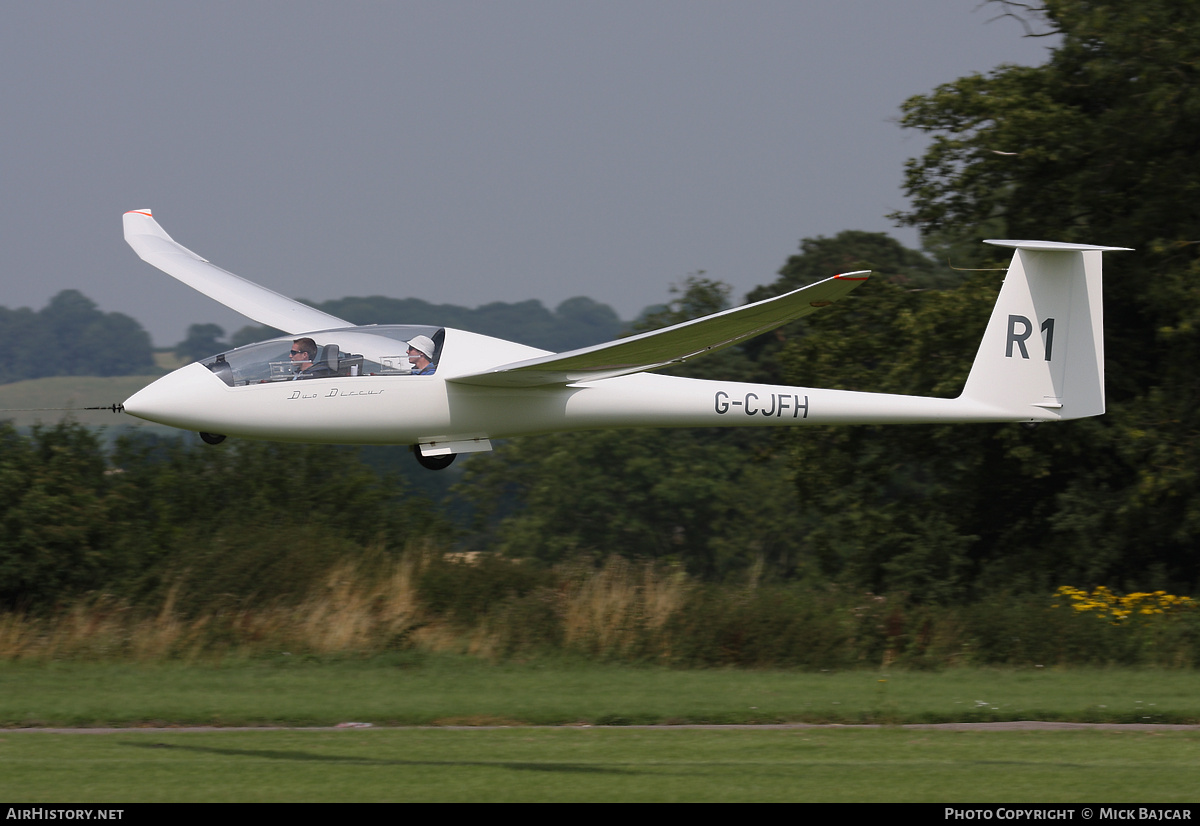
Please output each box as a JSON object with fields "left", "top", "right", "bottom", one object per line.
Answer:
{"left": 123, "top": 362, "right": 228, "bottom": 430}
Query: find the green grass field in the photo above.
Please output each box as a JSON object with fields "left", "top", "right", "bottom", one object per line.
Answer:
{"left": 3, "top": 655, "right": 1199, "bottom": 728}
{"left": 3, "top": 727, "right": 1199, "bottom": 802}
{"left": 0, "top": 375, "right": 160, "bottom": 430}
{"left": 3, "top": 656, "right": 1199, "bottom": 801}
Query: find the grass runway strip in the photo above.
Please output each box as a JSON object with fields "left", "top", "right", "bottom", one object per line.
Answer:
{"left": 3, "top": 727, "right": 1200, "bottom": 802}
{"left": 3, "top": 656, "right": 1200, "bottom": 727}
{"left": 5, "top": 657, "right": 1199, "bottom": 801}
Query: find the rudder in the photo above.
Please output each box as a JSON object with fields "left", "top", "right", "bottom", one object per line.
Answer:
{"left": 960, "top": 240, "right": 1129, "bottom": 421}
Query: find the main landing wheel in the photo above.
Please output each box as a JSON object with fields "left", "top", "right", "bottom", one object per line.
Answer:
{"left": 199, "top": 432, "right": 227, "bottom": 445}
{"left": 414, "top": 450, "right": 456, "bottom": 471}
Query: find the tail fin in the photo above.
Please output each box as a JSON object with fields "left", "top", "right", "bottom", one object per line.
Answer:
{"left": 960, "top": 240, "right": 1130, "bottom": 421}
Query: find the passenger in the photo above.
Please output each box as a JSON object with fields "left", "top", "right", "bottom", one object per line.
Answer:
{"left": 407, "top": 335, "right": 437, "bottom": 375}
{"left": 290, "top": 337, "right": 319, "bottom": 379}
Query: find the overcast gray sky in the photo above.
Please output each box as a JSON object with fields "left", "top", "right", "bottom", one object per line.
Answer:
{"left": 1, "top": 1, "right": 1055, "bottom": 347}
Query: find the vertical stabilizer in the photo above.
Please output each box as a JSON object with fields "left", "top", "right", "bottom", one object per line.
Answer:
{"left": 960, "top": 240, "right": 1130, "bottom": 421}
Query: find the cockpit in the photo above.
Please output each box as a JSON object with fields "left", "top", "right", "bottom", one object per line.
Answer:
{"left": 199, "top": 325, "right": 445, "bottom": 387}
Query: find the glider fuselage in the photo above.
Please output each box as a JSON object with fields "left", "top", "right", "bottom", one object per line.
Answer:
{"left": 117, "top": 209, "right": 1129, "bottom": 467}
{"left": 123, "top": 330, "right": 1030, "bottom": 450}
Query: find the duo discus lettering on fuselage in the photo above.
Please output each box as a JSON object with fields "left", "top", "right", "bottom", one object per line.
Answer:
{"left": 287, "top": 388, "right": 386, "bottom": 399}
{"left": 714, "top": 391, "right": 809, "bottom": 418}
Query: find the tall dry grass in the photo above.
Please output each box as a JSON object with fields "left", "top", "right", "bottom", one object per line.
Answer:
{"left": 0, "top": 553, "right": 690, "bottom": 663}
{"left": 0, "top": 588, "right": 203, "bottom": 662}
{"left": 2, "top": 552, "right": 1197, "bottom": 667}
{"left": 560, "top": 557, "right": 689, "bottom": 659}
{"left": 0, "top": 555, "right": 426, "bottom": 662}
{"left": 285, "top": 557, "right": 423, "bottom": 652}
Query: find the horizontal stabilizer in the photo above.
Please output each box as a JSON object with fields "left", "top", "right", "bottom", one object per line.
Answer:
{"left": 984, "top": 240, "right": 1133, "bottom": 253}
{"left": 123, "top": 210, "right": 351, "bottom": 335}
{"left": 449, "top": 272, "right": 869, "bottom": 387}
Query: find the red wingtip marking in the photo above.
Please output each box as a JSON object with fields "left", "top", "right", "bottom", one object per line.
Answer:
{"left": 834, "top": 274, "right": 870, "bottom": 280}
{"left": 125, "top": 210, "right": 153, "bottom": 217}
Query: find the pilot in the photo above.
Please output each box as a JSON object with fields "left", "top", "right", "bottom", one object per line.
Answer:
{"left": 407, "top": 335, "right": 437, "bottom": 375}
{"left": 290, "top": 337, "right": 319, "bottom": 379}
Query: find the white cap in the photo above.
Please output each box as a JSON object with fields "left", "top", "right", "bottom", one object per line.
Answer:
{"left": 407, "top": 334, "right": 436, "bottom": 360}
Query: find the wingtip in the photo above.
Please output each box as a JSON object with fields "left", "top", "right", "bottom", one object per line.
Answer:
{"left": 123, "top": 208, "right": 171, "bottom": 247}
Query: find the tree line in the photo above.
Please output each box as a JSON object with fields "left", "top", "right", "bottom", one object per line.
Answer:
{"left": 460, "top": 1, "right": 1200, "bottom": 598}
{"left": 0, "top": 290, "right": 155, "bottom": 383}
{"left": 176, "top": 294, "right": 626, "bottom": 362}
{"left": 3, "top": 1, "right": 1198, "bottom": 612}
{"left": 0, "top": 291, "right": 626, "bottom": 373}
{"left": 0, "top": 421, "right": 447, "bottom": 613}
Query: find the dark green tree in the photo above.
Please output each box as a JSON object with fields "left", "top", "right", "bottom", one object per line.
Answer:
{"left": 105, "top": 434, "right": 448, "bottom": 612}
{"left": 0, "top": 306, "right": 42, "bottom": 383}
{"left": 457, "top": 276, "right": 810, "bottom": 580}
{"left": 739, "top": 232, "right": 952, "bottom": 383}
{"left": 0, "top": 422, "right": 450, "bottom": 613}
{"left": 552, "top": 297, "right": 623, "bottom": 351}
{"left": 0, "top": 422, "right": 117, "bottom": 608}
{"left": 457, "top": 426, "right": 810, "bottom": 580}
{"left": 751, "top": 231, "right": 949, "bottom": 298}
{"left": 40, "top": 291, "right": 155, "bottom": 377}
{"left": 228, "top": 294, "right": 623, "bottom": 353}
{"left": 0, "top": 290, "right": 155, "bottom": 382}
{"left": 631, "top": 274, "right": 769, "bottom": 383}
{"left": 174, "top": 323, "right": 228, "bottom": 362}
{"left": 790, "top": 0, "right": 1200, "bottom": 596}
{"left": 87, "top": 310, "right": 156, "bottom": 376}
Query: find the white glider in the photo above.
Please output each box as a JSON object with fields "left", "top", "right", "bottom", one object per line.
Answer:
{"left": 121, "top": 210, "right": 1129, "bottom": 469}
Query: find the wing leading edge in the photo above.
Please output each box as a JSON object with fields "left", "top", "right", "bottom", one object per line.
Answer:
{"left": 123, "top": 210, "right": 350, "bottom": 335}
{"left": 448, "top": 273, "right": 870, "bottom": 387}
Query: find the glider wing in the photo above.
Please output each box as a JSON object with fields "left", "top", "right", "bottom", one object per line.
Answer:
{"left": 448, "top": 272, "right": 869, "bottom": 387}
{"left": 123, "top": 210, "right": 351, "bottom": 335}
